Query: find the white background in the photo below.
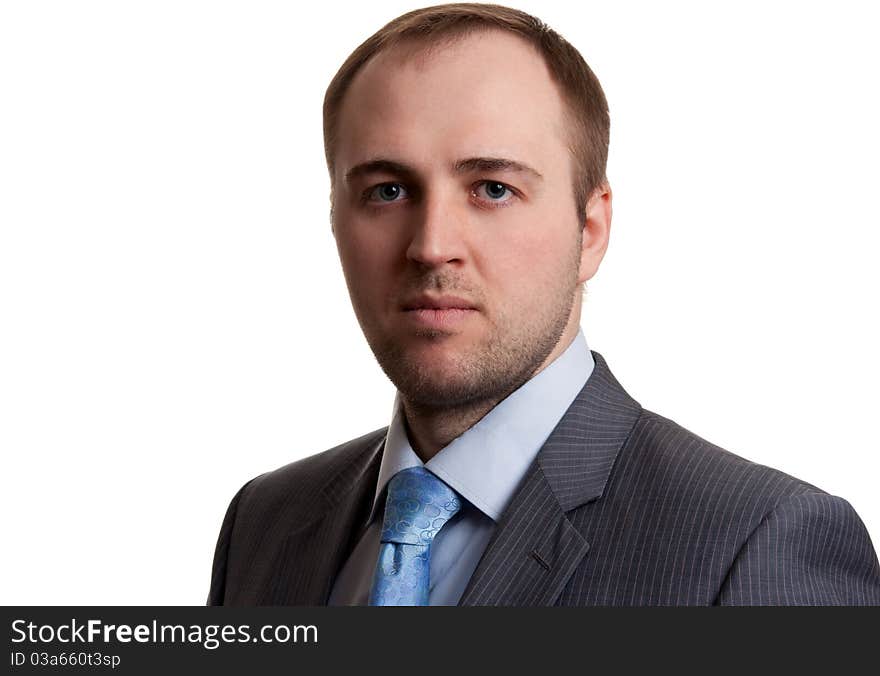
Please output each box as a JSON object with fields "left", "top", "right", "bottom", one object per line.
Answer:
{"left": 1, "top": 1, "right": 878, "bottom": 604}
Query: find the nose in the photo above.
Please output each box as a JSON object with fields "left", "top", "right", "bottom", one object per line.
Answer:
{"left": 405, "top": 191, "right": 467, "bottom": 268}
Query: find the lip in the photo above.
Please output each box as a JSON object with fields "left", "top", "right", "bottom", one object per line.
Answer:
{"left": 400, "top": 295, "right": 479, "bottom": 330}
{"left": 402, "top": 307, "right": 478, "bottom": 330}
{"left": 401, "top": 295, "right": 478, "bottom": 311}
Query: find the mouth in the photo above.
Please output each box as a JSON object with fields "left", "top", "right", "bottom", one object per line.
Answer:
{"left": 401, "top": 294, "right": 478, "bottom": 311}
{"left": 400, "top": 295, "right": 480, "bottom": 330}
{"left": 402, "top": 307, "right": 478, "bottom": 330}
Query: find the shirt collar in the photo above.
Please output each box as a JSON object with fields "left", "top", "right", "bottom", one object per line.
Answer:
{"left": 368, "top": 328, "right": 594, "bottom": 525}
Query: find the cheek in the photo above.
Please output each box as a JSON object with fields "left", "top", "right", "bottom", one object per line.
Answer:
{"left": 336, "top": 221, "right": 389, "bottom": 268}
{"left": 479, "top": 216, "right": 579, "bottom": 292}
{"left": 335, "top": 224, "right": 401, "bottom": 301}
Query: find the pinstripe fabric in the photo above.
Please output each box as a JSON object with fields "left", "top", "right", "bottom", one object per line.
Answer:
{"left": 208, "top": 351, "right": 880, "bottom": 606}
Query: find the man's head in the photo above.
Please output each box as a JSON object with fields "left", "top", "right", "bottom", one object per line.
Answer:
{"left": 324, "top": 3, "right": 610, "bottom": 225}
{"left": 324, "top": 3, "right": 612, "bottom": 412}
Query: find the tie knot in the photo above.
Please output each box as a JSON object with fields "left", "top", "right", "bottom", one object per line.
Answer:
{"left": 379, "top": 466, "right": 462, "bottom": 546}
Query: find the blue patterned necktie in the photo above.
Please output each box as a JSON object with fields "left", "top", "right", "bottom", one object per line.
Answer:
{"left": 367, "top": 466, "right": 462, "bottom": 606}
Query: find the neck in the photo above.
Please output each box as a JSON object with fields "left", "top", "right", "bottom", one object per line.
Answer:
{"left": 400, "top": 395, "right": 504, "bottom": 462}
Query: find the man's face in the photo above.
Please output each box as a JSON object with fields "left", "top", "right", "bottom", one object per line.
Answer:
{"left": 331, "top": 30, "right": 608, "bottom": 410}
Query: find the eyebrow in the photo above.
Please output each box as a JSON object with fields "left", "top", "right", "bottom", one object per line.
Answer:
{"left": 343, "top": 156, "right": 544, "bottom": 185}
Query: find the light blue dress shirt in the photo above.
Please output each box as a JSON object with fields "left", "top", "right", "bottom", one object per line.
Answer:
{"left": 328, "top": 329, "right": 595, "bottom": 606}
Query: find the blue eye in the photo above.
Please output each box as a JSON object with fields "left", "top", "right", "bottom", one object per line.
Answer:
{"left": 473, "top": 181, "right": 514, "bottom": 204}
{"left": 368, "top": 183, "right": 408, "bottom": 202}
{"left": 364, "top": 180, "right": 515, "bottom": 208}
{"left": 484, "top": 182, "right": 508, "bottom": 199}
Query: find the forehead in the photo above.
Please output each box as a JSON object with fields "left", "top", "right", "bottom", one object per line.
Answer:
{"left": 334, "top": 29, "right": 571, "bottom": 177}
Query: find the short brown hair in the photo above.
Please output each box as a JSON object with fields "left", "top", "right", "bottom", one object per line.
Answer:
{"left": 322, "top": 2, "right": 610, "bottom": 223}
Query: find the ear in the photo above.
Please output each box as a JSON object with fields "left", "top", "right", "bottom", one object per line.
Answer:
{"left": 578, "top": 182, "right": 612, "bottom": 284}
{"left": 329, "top": 191, "right": 336, "bottom": 237}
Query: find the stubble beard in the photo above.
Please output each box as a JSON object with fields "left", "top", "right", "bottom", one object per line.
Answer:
{"left": 359, "top": 248, "right": 581, "bottom": 416}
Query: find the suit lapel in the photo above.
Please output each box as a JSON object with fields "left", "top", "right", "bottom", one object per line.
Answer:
{"left": 458, "top": 351, "right": 641, "bottom": 606}
{"left": 456, "top": 465, "right": 591, "bottom": 606}
{"left": 266, "top": 434, "right": 385, "bottom": 605}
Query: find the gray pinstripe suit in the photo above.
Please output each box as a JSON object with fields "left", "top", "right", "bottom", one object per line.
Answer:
{"left": 208, "top": 351, "right": 880, "bottom": 605}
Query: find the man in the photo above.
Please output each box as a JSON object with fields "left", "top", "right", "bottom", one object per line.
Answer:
{"left": 208, "top": 3, "right": 880, "bottom": 606}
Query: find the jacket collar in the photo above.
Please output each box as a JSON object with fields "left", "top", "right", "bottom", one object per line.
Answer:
{"left": 538, "top": 350, "right": 642, "bottom": 511}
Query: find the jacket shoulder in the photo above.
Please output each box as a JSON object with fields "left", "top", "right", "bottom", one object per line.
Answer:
{"left": 239, "top": 426, "right": 388, "bottom": 519}
{"left": 207, "top": 427, "right": 386, "bottom": 605}
{"left": 563, "top": 408, "right": 880, "bottom": 605}
{"left": 623, "top": 408, "right": 825, "bottom": 505}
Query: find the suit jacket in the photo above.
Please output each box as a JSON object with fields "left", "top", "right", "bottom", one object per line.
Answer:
{"left": 208, "top": 351, "right": 880, "bottom": 605}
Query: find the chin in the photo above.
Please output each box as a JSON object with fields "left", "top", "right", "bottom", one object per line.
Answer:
{"left": 397, "top": 378, "right": 485, "bottom": 410}
{"left": 382, "top": 353, "right": 473, "bottom": 401}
